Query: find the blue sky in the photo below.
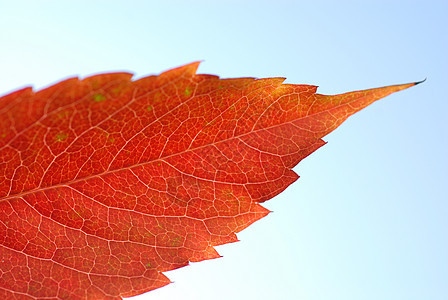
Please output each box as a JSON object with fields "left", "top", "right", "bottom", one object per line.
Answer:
{"left": 1, "top": 1, "right": 446, "bottom": 299}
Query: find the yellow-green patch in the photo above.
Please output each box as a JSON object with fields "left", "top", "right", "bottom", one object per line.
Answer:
{"left": 146, "top": 105, "right": 153, "bottom": 112}
{"left": 55, "top": 132, "right": 68, "bottom": 142}
{"left": 93, "top": 93, "right": 106, "bottom": 102}
{"left": 0, "top": 133, "right": 6, "bottom": 138}
{"left": 170, "top": 236, "right": 182, "bottom": 247}
{"left": 184, "top": 86, "right": 193, "bottom": 97}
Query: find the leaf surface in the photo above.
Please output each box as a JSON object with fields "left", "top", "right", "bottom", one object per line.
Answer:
{"left": 0, "top": 63, "right": 418, "bottom": 299}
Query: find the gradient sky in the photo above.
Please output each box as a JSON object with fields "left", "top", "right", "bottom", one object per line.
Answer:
{"left": 1, "top": 1, "right": 447, "bottom": 299}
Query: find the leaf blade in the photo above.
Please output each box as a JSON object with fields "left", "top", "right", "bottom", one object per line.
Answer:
{"left": 0, "top": 63, "right": 419, "bottom": 299}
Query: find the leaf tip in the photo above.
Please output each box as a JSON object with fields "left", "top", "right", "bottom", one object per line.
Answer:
{"left": 414, "top": 78, "right": 427, "bottom": 86}
{"left": 376, "top": 79, "right": 424, "bottom": 97}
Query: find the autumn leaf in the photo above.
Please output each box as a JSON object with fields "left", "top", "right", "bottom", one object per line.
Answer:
{"left": 0, "top": 63, "right": 420, "bottom": 299}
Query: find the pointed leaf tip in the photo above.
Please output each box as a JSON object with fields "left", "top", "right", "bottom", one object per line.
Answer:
{"left": 414, "top": 78, "right": 427, "bottom": 85}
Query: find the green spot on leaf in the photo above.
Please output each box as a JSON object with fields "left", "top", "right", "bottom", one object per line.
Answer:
{"left": 146, "top": 105, "right": 153, "bottom": 112}
{"left": 0, "top": 133, "right": 6, "bottom": 138}
{"left": 184, "top": 87, "right": 192, "bottom": 97}
{"left": 146, "top": 262, "right": 152, "bottom": 268}
{"left": 55, "top": 132, "right": 68, "bottom": 142}
{"left": 93, "top": 93, "right": 106, "bottom": 102}
{"left": 170, "top": 237, "right": 181, "bottom": 247}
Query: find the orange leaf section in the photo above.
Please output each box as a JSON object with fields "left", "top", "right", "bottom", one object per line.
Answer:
{"left": 0, "top": 63, "right": 418, "bottom": 299}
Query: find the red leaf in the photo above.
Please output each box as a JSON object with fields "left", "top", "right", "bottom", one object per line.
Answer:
{"left": 0, "top": 63, "right": 419, "bottom": 299}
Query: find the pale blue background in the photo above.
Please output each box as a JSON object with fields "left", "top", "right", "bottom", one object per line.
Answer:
{"left": 1, "top": 1, "right": 446, "bottom": 299}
